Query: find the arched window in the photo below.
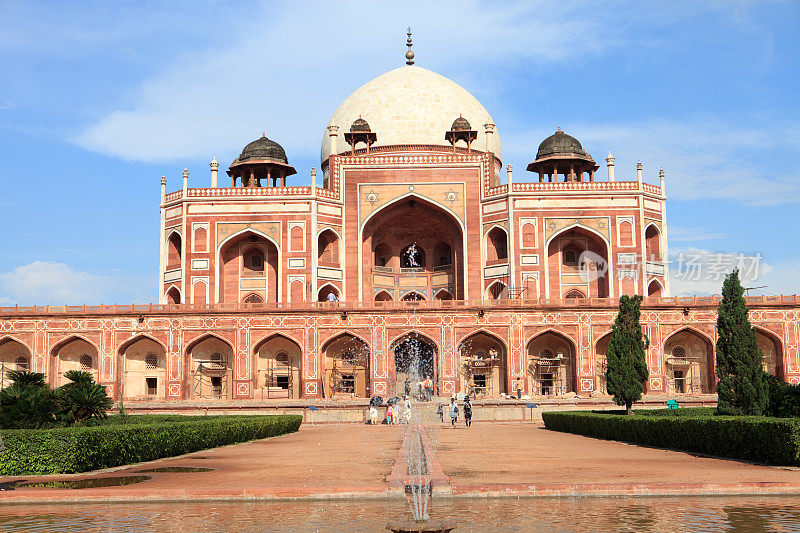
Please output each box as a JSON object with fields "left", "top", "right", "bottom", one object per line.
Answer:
{"left": 487, "top": 227, "right": 508, "bottom": 261}
{"left": 275, "top": 352, "right": 290, "bottom": 365}
{"left": 318, "top": 230, "right": 340, "bottom": 267}
{"left": 14, "top": 356, "right": 29, "bottom": 370}
{"left": 619, "top": 220, "right": 634, "bottom": 247}
{"left": 290, "top": 225, "right": 304, "bottom": 252}
{"left": 672, "top": 346, "right": 686, "bottom": 359}
{"left": 145, "top": 354, "right": 158, "bottom": 370}
{"left": 167, "top": 232, "right": 182, "bottom": 270}
{"left": 564, "top": 289, "right": 586, "bottom": 299}
{"left": 521, "top": 223, "right": 536, "bottom": 248}
{"left": 243, "top": 248, "right": 265, "bottom": 275}
{"left": 434, "top": 289, "right": 454, "bottom": 300}
{"left": 243, "top": 293, "right": 264, "bottom": 304}
{"left": 79, "top": 354, "right": 93, "bottom": 371}
{"left": 433, "top": 242, "right": 452, "bottom": 267}
{"left": 166, "top": 286, "right": 181, "bottom": 305}
{"left": 402, "top": 291, "right": 425, "bottom": 301}
{"left": 562, "top": 244, "right": 581, "bottom": 266}
{"left": 374, "top": 243, "right": 392, "bottom": 267}
{"left": 488, "top": 281, "right": 506, "bottom": 299}
{"left": 645, "top": 225, "right": 661, "bottom": 261}
{"left": 193, "top": 226, "right": 208, "bottom": 253}
{"left": 375, "top": 291, "right": 393, "bottom": 302}
{"left": 401, "top": 243, "right": 425, "bottom": 268}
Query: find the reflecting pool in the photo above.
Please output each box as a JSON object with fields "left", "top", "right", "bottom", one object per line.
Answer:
{"left": 1, "top": 496, "right": 799, "bottom": 532}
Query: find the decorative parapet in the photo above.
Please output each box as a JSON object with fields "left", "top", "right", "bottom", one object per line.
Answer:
{"left": 2, "top": 294, "right": 797, "bottom": 317}
{"left": 510, "top": 180, "right": 661, "bottom": 194}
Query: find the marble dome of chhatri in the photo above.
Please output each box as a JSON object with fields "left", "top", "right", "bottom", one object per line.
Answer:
{"left": 321, "top": 64, "right": 502, "bottom": 164}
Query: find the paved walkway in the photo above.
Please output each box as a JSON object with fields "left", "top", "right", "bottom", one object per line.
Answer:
{"left": 432, "top": 422, "right": 800, "bottom": 496}
{"left": 2, "top": 422, "right": 799, "bottom": 502}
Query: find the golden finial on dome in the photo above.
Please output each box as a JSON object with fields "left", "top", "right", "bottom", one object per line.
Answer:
{"left": 405, "top": 27, "right": 415, "bottom": 65}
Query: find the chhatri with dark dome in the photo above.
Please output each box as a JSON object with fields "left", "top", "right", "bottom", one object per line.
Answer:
{"left": 526, "top": 127, "right": 599, "bottom": 182}
{"left": 227, "top": 133, "right": 296, "bottom": 188}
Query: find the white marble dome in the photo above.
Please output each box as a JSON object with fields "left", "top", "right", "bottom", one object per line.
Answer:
{"left": 321, "top": 65, "right": 501, "bottom": 164}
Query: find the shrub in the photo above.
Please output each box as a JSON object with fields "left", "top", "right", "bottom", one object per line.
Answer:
{"left": 766, "top": 374, "right": 800, "bottom": 418}
{"left": 0, "top": 414, "right": 302, "bottom": 475}
{"left": 542, "top": 410, "right": 800, "bottom": 466}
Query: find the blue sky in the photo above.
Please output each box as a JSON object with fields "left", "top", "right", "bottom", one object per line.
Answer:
{"left": 1, "top": 1, "right": 798, "bottom": 304}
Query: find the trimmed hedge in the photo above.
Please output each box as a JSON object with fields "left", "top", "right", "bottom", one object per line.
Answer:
{"left": 542, "top": 410, "right": 800, "bottom": 466}
{"left": 0, "top": 415, "right": 301, "bottom": 475}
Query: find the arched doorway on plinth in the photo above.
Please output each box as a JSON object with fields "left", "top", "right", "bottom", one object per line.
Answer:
{"left": 321, "top": 333, "right": 370, "bottom": 398}
{"left": 0, "top": 337, "right": 32, "bottom": 390}
{"left": 458, "top": 332, "right": 508, "bottom": 397}
{"left": 186, "top": 334, "right": 234, "bottom": 400}
{"left": 253, "top": 334, "right": 302, "bottom": 400}
{"left": 526, "top": 330, "right": 577, "bottom": 397}
{"left": 390, "top": 332, "right": 437, "bottom": 398}
{"left": 663, "top": 328, "right": 715, "bottom": 394}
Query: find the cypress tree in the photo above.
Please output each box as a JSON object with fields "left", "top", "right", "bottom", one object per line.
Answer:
{"left": 715, "top": 269, "right": 768, "bottom": 415}
{"left": 605, "top": 295, "right": 650, "bottom": 414}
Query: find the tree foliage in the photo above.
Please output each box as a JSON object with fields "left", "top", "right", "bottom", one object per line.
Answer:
{"left": 715, "top": 269, "right": 768, "bottom": 415}
{"left": 605, "top": 295, "right": 650, "bottom": 414}
{"left": 0, "top": 370, "right": 112, "bottom": 429}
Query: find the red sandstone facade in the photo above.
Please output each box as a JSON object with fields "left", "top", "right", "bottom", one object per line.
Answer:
{"left": 1, "top": 61, "right": 797, "bottom": 402}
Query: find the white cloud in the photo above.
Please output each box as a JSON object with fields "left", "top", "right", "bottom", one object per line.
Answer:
{"left": 72, "top": 1, "right": 617, "bottom": 165}
{"left": 504, "top": 118, "right": 800, "bottom": 205}
{"left": 668, "top": 246, "right": 800, "bottom": 296}
{"left": 667, "top": 226, "right": 726, "bottom": 242}
{"left": 0, "top": 261, "right": 152, "bottom": 306}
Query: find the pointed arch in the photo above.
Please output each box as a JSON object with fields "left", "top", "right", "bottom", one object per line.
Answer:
{"left": 459, "top": 329, "right": 509, "bottom": 396}
{"left": 644, "top": 222, "right": 662, "bottom": 262}
{"left": 486, "top": 280, "right": 507, "bottom": 300}
{"left": 388, "top": 329, "right": 441, "bottom": 354}
{"left": 117, "top": 333, "right": 168, "bottom": 355}
{"left": 374, "top": 290, "right": 393, "bottom": 302}
{"left": 253, "top": 332, "right": 303, "bottom": 399}
{"left": 359, "top": 193, "right": 467, "bottom": 300}
{"left": 166, "top": 230, "right": 182, "bottom": 270}
{"left": 50, "top": 334, "right": 100, "bottom": 357}
{"left": 320, "top": 330, "right": 372, "bottom": 354}
{"left": 165, "top": 285, "right": 182, "bottom": 305}
{"left": 0, "top": 334, "right": 33, "bottom": 354}
{"left": 318, "top": 228, "right": 341, "bottom": 267}
{"left": 401, "top": 290, "right": 426, "bottom": 301}
{"left": 253, "top": 332, "right": 303, "bottom": 354}
{"left": 545, "top": 222, "right": 614, "bottom": 299}
{"left": 647, "top": 278, "right": 664, "bottom": 298}
{"left": 433, "top": 288, "right": 453, "bottom": 300}
{"left": 317, "top": 282, "right": 340, "bottom": 302}
{"left": 663, "top": 326, "right": 715, "bottom": 394}
{"left": 215, "top": 227, "right": 282, "bottom": 304}
{"left": 754, "top": 326, "right": 784, "bottom": 378}
{"left": 564, "top": 289, "right": 586, "bottom": 299}
{"left": 486, "top": 225, "right": 509, "bottom": 262}
{"left": 526, "top": 328, "right": 578, "bottom": 396}
{"left": 184, "top": 332, "right": 234, "bottom": 355}
{"left": 242, "top": 292, "right": 264, "bottom": 304}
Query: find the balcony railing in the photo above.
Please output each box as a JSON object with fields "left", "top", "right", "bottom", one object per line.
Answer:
{"left": 1, "top": 294, "right": 798, "bottom": 316}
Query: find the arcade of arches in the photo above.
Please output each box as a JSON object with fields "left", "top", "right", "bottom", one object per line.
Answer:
{"left": 0, "top": 316, "right": 793, "bottom": 400}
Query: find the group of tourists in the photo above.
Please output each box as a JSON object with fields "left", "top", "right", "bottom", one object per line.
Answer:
{"left": 436, "top": 395, "right": 473, "bottom": 428}
{"left": 403, "top": 377, "right": 434, "bottom": 402}
{"left": 369, "top": 396, "right": 413, "bottom": 425}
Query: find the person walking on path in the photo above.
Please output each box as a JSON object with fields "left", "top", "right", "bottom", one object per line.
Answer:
{"left": 436, "top": 403, "right": 444, "bottom": 422}
{"left": 449, "top": 398, "right": 458, "bottom": 427}
{"left": 425, "top": 377, "right": 433, "bottom": 401}
{"left": 387, "top": 403, "right": 394, "bottom": 425}
{"left": 369, "top": 405, "right": 378, "bottom": 425}
{"left": 404, "top": 378, "right": 411, "bottom": 399}
{"left": 403, "top": 396, "right": 412, "bottom": 424}
{"left": 463, "top": 397, "right": 473, "bottom": 427}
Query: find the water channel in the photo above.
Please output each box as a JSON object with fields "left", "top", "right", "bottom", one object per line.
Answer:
{"left": 1, "top": 497, "right": 799, "bottom": 532}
